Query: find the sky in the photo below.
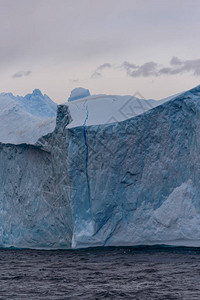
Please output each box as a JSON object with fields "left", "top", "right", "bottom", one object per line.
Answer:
{"left": 1, "top": 0, "right": 200, "bottom": 103}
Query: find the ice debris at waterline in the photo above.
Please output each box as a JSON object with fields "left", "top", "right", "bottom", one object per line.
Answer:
{"left": 0, "top": 85, "right": 200, "bottom": 249}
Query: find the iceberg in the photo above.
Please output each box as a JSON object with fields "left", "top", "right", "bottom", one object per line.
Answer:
{"left": 0, "top": 90, "right": 57, "bottom": 144}
{"left": 0, "top": 85, "right": 200, "bottom": 249}
{"left": 68, "top": 87, "right": 91, "bottom": 102}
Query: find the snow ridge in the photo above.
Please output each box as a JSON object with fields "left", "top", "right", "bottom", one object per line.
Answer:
{"left": 0, "top": 90, "right": 57, "bottom": 144}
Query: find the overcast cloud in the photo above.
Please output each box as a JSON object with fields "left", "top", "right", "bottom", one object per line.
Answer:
{"left": 1, "top": 0, "right": 200, "bottom": 102}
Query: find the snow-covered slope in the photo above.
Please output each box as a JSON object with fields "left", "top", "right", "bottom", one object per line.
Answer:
{"left": 0, "top": 87, "right": 168, "bottom": 144}
{"left": 0, "top": 85, "right": 200, "bottom": 249}
{"left": 0, "top": 90, "right": 57, "bottom": 144}
{"left": 66, "top": 90, "right": 165, "bottom": 128}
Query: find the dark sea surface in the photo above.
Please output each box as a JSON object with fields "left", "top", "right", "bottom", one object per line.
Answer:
{"left": 0, "top": 246, "right": 200, "bottom": 299}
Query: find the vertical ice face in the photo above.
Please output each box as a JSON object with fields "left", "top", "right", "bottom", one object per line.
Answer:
{"left": 0, "top": 105, "right": 73, "bottom": 249}
{"left": 1, "top": 85, "right": 200, "bottom": 249}
{"left": 66, "top": 84, "right": 200, "bottom": 248}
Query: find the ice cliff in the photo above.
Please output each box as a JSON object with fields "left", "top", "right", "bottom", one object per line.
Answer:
{"left": 0, "top": 85, "right": 200, "bottom": 249}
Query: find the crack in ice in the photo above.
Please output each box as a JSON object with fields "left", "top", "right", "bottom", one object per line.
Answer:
{"left": 83, "top": 103, "right": 91, "bottom": 204}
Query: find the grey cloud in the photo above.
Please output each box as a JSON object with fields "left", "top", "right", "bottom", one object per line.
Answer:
{"left": 122, "top": 61, "right": 159, "bottom": 77}
{"left": 92, "top": 57, "right": 200, "bottom": 79}
{"left": 12, "top": 71, "right": 32, "bottom": 78}
{"left": 159, "top": 67, "right": 183, "bottom": 75}
{"left": 170, "top": 56, "right": 183, "bottom": 66}
{"left": 121, "top": 57, "right": 200, "bottom": 77}
{"left": 91, "top": 63, "right": 112, "bottom": 79}
{"left": 91, "top": 71, "right": 102, "bottom": 79}
{"left": 122, "top": 61, "right": 138, "bottom": 70}
{"left": 96, "top": 63, "right": 112, "bottom": 71}
{"left": 160, "top": 57, "right": 200, "bottom": 76}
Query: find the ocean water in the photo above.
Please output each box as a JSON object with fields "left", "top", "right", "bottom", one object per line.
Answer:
{"left": 0, "top": 246, "right": 200, "bottom": 299}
